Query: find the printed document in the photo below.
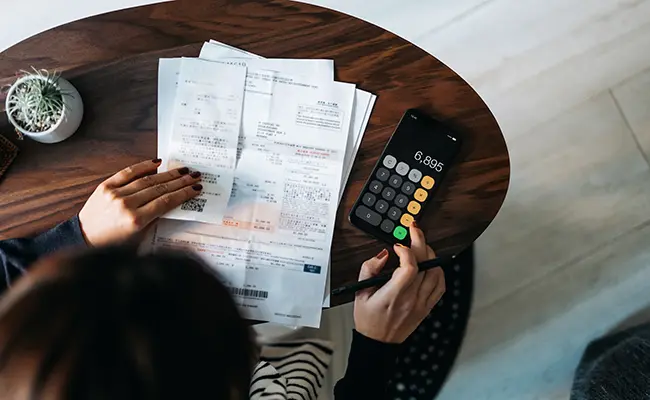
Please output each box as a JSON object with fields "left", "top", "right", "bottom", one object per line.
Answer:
{"left": 152, "top": 42, "right": 376, "bottom": 326}
{"left": 163, "top": 59, "right": 247, "bottom": 222}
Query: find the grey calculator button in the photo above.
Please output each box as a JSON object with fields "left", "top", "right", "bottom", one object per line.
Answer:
{"left": 375, "top": 199, "right": 389, "bottom": 214}
{"left": 396, "top": 162, "right": 410, "bottom": 176}
{"left": 355, "top": 205, "right": 382, "bottom": 226}
{"left": 383, "top": 155, "right": 397, "bottom": 169}
{"left": 388, "top": 175, "right": 403, "bottom": 188}
{"left": 401, "top": 181, "right": 416, "bottom": 195}
{"left": 368, "top": 180, "right": 383, "bottom": 194}
{"left": 387, "top": 206, "right": 402, "bottom": 221}
{"left": 382, "top": 187, "right": 396, "bottom": 201}
{"left": 408, "top": 168, "right": 423, "bottom": 183}
{"left": 395, "top": 194, "right": 409, "bottom": 208}
{"left": 380, "top": 219, "right": 395, "bottom": 233}
{"left": 362, "top": 193, "right": 376, "bottom": 207}
{"left": 376, "top": 168, "right": 390, "bottom": 181}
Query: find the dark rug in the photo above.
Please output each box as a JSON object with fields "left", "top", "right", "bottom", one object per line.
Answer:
{"left": 387, "top": 245, "right": 474, "bottom": 399}
{"left": 0, "top": 134, "right": 18, "bottom": 181}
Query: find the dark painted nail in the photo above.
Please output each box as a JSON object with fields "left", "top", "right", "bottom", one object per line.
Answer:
{"left": 152, "top": 158, "right": 162, "bottom": 163}
{"left": 411, "top": 220, "right": 418, "bottom": 229}
{"left": 190, "top": 171, "right": 201, "bottom": 178}
{"left": 192, "top": 184, "right": 203, "bottom": 191}
{"left": 376, "top": 249, "right": 388, "bottom": 260}
{"left": 178, "top": 167, "right": 190, "bottom": 175}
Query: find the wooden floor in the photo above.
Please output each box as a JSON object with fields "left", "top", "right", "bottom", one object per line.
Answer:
{"left": 4, "top": 0, "right": 650, "bottom": 398}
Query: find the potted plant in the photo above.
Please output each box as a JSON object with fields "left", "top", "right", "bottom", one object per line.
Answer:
{"left": 4, "top": 68, "right": 83, "bottom": 144}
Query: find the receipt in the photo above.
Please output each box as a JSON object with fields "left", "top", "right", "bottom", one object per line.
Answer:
{"left": 163, "top": 59, "right": 247, "bottom": 222}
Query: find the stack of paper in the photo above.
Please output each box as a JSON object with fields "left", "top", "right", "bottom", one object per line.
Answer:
{"left": 147, "top": 41, "right": 376, "bottom": 328}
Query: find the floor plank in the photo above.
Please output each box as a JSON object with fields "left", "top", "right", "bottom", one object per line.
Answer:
{"left": 413, "top": 0, "right": 650, "bottom": 138}
{"left": 612, "top": 68, "right": 650, "bottom": 165}
{"left": 473, "top": 90, "right": 650, "bottom": 312}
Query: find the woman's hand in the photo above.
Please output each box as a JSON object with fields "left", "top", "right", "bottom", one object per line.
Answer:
{"left": 353, "top": 222, "right": 446, "bottom": 344}
{"left": 78, "top": 159, "right": 202, "bottom": 247}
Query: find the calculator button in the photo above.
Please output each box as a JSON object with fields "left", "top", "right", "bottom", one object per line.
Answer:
{"left": 375, "top": 200, "right": 389, "bottom": 214}
{"left": 362, "top": 193, "right": 376, "bottom": 207}
{"left": 393, "top": 226, "right": 408, "bottom": 240}
{"left": 395, "top": 162, "right": 410, "bottom": 176}
{"left": 382, "top": 187, "right": 396, "bottom": 201}
{"left": 387, "top": 207, "right": 402, "bottom": 221}
{"left": 380, "top": 219, "right": 395, "bottom": 234}
{"left": 383, "top": 155, "right": 397, "bottom": 169}
{"left": 408, "top": 169, "right": 423, "bottom": 183}
{"left": 401, "top": 181, "right": 416, "bottom": 195}
{"left": 395, "top": 194, "right": 409, "bottom": 208}
{"left": 376, "top": 168, "right": 390, "bottom": 181}
{"left": 368, "top": 180, "right": 383, "bottom": 194}
{"left": 421, "top": 176, "right": 435, "bottom": 190}
{"left": 388, "top": 175, "right": 403, "bottom": 188}
{"left": 407, "top": 201, "right": 422, "bottom": 215}
{"left": 400, "top": 213, "right": 414, "bottom": 227}
{"left": 414, "top": 188, "right": 428, "bottom": 202}
{"left": 355, "top": 205, "right": 382, "bottom": 226}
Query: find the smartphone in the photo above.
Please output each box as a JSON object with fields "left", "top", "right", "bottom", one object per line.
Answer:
{"left": 348, "top": 109, "right": 462, "bottom": 245}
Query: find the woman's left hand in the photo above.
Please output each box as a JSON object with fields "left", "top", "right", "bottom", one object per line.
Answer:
{"left": 78, "top": 159, "right": 202, "bottom": 247}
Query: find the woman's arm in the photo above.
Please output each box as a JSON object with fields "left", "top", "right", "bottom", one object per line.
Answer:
{"left": 0, "top": 158, "right": 204, "bottom": 294}
{"left": 334, "top": 223, "right": 446, "bottom": 399}
{"left": 334, "top": 330, "right": 400, "bottom": 399}
{"left": 0, "top": 216, "right": 86, "bottom": 293}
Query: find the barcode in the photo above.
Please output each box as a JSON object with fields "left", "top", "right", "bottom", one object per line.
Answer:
{"left": 181, "top": 198, "right": 207, "bottom": 212}
{"left": 228, "top": 287, "right": 269, "bottom": 299}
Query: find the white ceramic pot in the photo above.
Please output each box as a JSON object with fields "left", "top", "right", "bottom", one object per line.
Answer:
{"left": 5, "top": 76, "right": 83, "bottom": 144}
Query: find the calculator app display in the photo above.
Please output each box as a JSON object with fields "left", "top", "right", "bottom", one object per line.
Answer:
{"left": 349, "top": 109, "right": 462, "bottom": 245}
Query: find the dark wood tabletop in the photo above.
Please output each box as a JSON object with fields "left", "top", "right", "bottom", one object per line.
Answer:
{"left": 0, "top": 0, "right": 509, "bottom": 306}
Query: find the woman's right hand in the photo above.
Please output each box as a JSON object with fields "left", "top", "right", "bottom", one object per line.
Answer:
{"left": 353, "top": 223, "right": 446, "bottom": 344}
{"left": 78, "top": 159, "right": 202, "bottom": 247}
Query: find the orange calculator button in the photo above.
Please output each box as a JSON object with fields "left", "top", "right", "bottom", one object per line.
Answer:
{"left": 421, "top": 176, "right": 435, "bottom": 190}
{"left": 400, "top": 213, "right": 414, "bottom": 227}
{"left": 414, "top": 188, "right": 428, "bottom": 202}
{"left": 407, "top": 201, "right": 421, "bottom": 215}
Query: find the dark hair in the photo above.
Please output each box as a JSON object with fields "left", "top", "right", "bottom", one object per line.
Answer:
{"left": 0, "top": 246, "right": 254, "bottom": 400}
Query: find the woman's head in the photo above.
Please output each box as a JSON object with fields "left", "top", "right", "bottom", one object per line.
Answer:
{"left": 0, "top": 246, "right": 254, "bottom": 400}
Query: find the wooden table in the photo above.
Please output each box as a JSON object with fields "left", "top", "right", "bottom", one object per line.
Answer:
{"left": 0, "top": 0, "right": 509, "bottom": 306}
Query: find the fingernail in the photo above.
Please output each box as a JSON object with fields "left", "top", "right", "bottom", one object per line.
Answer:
{"left": 190, "top": 171, "right": 201, "bottom": 178}
{"left": 178, "top": 167, "right": 190, "bottom": 175}
{"left": 376, "top": 249, "right": 388, "bottom": 260}
{"left": 411, "top": 220, "right": 418, "bottom": 229}
{"left": 192, "top": 184, "right": 203, "bottom": 191}
{"left": 396, "top": 243, "right": 409, "bottom": 249}
{"left": 152, "top": 158, "right": 162, "bottom": 163}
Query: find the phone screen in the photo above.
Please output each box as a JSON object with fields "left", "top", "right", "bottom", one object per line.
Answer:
{"left": 384, "top": 110, "right": 461, "bottom": 184}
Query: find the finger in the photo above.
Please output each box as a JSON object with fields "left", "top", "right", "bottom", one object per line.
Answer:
{"left": 104, "top": 159, "right": 162, "bottom": 188}
{"left": 356, "top": 249, "right": 389, "bottom": 299}
{"left": 118, "top": 167, "right": 194, "bottom": 196}
{"left": 417, "top": 267, "right": 443, "bottom": 306}
{"left": 426, "top": 268, "right": 446, "bottom": 309}
{"left": 136, "top": 184, "right": 203, "bottom": 226}
{"left": 126, "top": 172, "right": 201, "bottom": 207}
{"left": 375, "top": 245, "right": 419, "bottom": 298}
{"left": 426, "top": 245, "right": 436, "bottom": 260}
{"left": 409, "top": 222, "right": 429, "bottom": 262}
{"left": 358, "top": 249, "right": 389, "bottom": 281}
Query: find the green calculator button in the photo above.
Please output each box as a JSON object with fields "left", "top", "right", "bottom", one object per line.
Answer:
{"left": 393, "top": 226, "right": 408, "bottom": 240}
